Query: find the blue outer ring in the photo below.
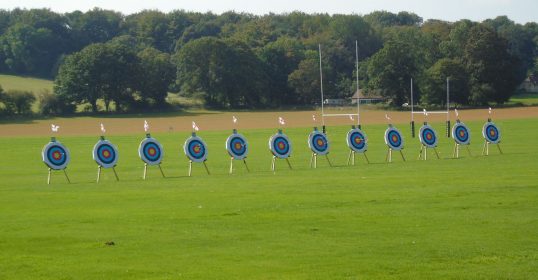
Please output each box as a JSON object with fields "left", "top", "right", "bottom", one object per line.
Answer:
{"left": 139, "top": 137, "right": 163, "bottom": 165}
{"left": 452, "top": 122, "right": 471, "bottom": 145}
{"left": 42, "top": 141, "right": 70, "bottom": 170}
{"left": 93, "top": 140, "right": 119, "bottom": 168}
{"left": 419, "top": 125, "right": 438, "bottom": 148}
{"left": 346, "top": 128, "right": 368, "bottom": 153}
{"left": 269, "top": 132, "right": 292, "bottom": 158}
{"left": 226, "top": 133, "right": 248, "bottom": 160}
{"left": 308, "top": 131, "right": 329, "bottom": 155}
{"left": 482, "top": 122, "right": 500, "bottom": 144}
{"left": 183, "top": 136, "right": 208, "bottom": 162}
{"left": 384, "top": 127, "right": 404, "bottom": 151}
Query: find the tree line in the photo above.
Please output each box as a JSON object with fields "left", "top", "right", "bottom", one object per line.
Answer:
{"left": 0, "top": 8, "right": 537, "bottom": 114}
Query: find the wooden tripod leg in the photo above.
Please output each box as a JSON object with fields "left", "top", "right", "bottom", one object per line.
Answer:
{"left": 418, "top": 145, "right": 423, "bottom": 160}
{"left": 143, "top": 163, "right": 148, "bottom": 180}
{"left": 325, "top": 155, "right": 332, "bottom": 167}
{"left": 203, "top": 161, "right": 210, "bottom": 175}
{"left": 229, "top": 157, "right": 234, "bottom": 174}
{"left": 243, "top": 160, "right": 250, "bottom": 172}
{"left": 188, "top": 160, "right": 192, "bottom": 176}
{"left": 112, "top": 167, "right": 119, "bottom": 181}
{"left": 453, "top": 143, "right": 457, "bottom": 158}
{"left": 285, "top": 158, "right": 292, "bottom": 170}
{"left": 47, "top": 168, "right": 51, "bottom": 185}
{"left": 97, "top": 166, "right": 101, "bottom": 183}
{"left": 466, "top": 145, "right": 472, "bottom": 157}
{"left": 433, "top": 147, "right": 440, "bottom": 159}
{"left": 314, "top": 154, "right": 317, "bottom": 168}
{"left": 363, "top": 152, "right": 370, "bottom": 164}
{"left": 352, "top": 151, "right": 355, "bottom": 165}
{"left": 497, "top": 144, "right": 503, "bottom": 154}
{"left": 482, "top": 141, "right": 486, "bottom": 155}
{"left": 271, "top": 156, "right": 276, "bottom": 172}
{"left": 310, "top": 153, "right": 314, "bottom": 168}
{"left": 385, "top": 149, "right": 390, "bottom": 162}
{"left": 63, "top": 169, "right": 71, "bottom": 183}
{"left": 158, "top": 164, "right": 165, "bottom": 178}
{"left": 347, "top": 150, "right": 352, "bottom": 165}
{"left": 400, "top": 150, "right": 406, "bottom": 162}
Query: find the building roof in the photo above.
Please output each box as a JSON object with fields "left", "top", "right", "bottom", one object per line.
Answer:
{"left": 351, "top": 89, "right": 384, "bottom": 100}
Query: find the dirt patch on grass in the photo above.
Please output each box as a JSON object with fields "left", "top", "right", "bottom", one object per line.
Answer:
{"left": 1, "top": 106, "right": 537, "bottom": 137}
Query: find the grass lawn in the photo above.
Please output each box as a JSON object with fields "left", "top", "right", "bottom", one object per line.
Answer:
{"left": 0, "top": 74, "right": 53, "bottom": 93}
{"left": 509, "top": 92, "right": 538, "bottom": 106}
{"left": 0, "top": 118, "right": 537, "bottom": 279}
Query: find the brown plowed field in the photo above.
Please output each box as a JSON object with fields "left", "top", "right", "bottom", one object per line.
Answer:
{"left": 1, "top": 107, "right": 537, "bottom": 137}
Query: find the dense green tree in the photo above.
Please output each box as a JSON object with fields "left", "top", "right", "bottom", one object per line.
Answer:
{"left": 1, "top": 90, "right": 36, "bottom": 114}
{"left": 137, "top": 47, "right": 175, "bottom": 107}
{"left": 420, "top": 58, "right": 469, "bottom": 105}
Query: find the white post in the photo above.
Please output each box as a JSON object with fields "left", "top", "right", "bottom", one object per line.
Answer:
{"left": 446, "top": 77, "right": 450, "bottom": 122}
{"left": 319, "top": 44, "right": 325, "bottom": 126}
{"left": 410, "top": 78, "right": 414, "bottom": 121}
{"left": 355, "top": 40, "right": 360, "bottom": 126}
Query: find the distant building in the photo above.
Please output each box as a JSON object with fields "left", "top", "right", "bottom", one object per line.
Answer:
{"left": 519, "top": 75, "right": 538, "bottom": 92}
{"left": 351, "top": 89, "right": 385, "bottom": 104}
{"left": 323, "top": 98, "right": 347, "bottom": 106}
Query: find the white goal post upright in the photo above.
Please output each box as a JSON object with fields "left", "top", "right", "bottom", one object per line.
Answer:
{"left": 319, "top": 42, "right": 360, "bottom": 128}
{"left": 410, "top": 77, "right": 451, "bottom": 138}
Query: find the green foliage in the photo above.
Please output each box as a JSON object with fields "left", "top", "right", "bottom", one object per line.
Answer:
{"left": 137, "top": 47, "right": 175, "bottom": 107}
{"left": 37, "top": 89, "right": 75, "bottom": 115}
{"left": 420, "top": 58, "right": 469, "bottom": 105}
{"left": 1, "top": 89, "right": 35, "bottom": 114}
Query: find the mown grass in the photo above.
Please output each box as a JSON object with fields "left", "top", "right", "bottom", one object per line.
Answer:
{"left": 0, "top": 117, "right": 537, "bottom": 279}
{"left": 0, "top": 74, "right": 53, "bottom": 93}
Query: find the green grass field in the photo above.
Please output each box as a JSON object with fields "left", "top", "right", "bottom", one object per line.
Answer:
{"left": 0, "top": 74, "right": 53, "bottom": 93}
{"left": 1, "top": 118, "right": 537, "bottom": 279}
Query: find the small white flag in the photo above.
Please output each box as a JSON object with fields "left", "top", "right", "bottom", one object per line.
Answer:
{"left": 51, "top": 124, "right": 59, "bottom": 132}
{"left": 455, "top": 109, "right": 459, "bottom": 117}
{"left": 144, "top": 120, "right": 149, "bottom": 132}
{"left": 349, "top": 114, "right": 354, "bottom": 121}
{"left": 385, "top": 114, "right": 391, "bottom": 121}
{"left": 100, "top": 123, "right": 106, "bottom": 133}
{"left": 232, "top": 115, "right": 237, "bottom": 124}
{"left": 278, "top": 117, "right": 285, "bottom": 125}
{"left": 312, "top": 114, "right": 316, "bottom": 122}
{"left": 423, "top": 108, "right": 428, "bottom": 116}
{"left": 192, "top": 121, "right": 199, "bottom": 131}
{"left": 488, "top": 107, "right": 492, "bottom": 115}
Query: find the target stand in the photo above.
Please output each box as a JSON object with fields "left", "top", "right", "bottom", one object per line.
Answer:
{"left": 452, "top": 120, "right": 472, "bottom": 158}
{"left": 308, "top": 127, "right": 332, "bottom": 168}
{"left": 139, "top": 134, "right": 165, "bottom": 180}
{"left": 226, "top": 129, "right": 250, "bottom": 174}
{"left": 42, "top": 137, "right": 71, "bottom": 184}
{"left": 184, "top": 132, "right": 210, "bottom": 176}
{"left": 269, "top": 130, "right": 292, "bottom": 172}
{"left": 384, "top": 125, "right": 406, "bottom": 163}
{"left": 417, "top": 122, "right": 440, "bottom": 160}
{"left": 93, "top": 136, "right": 119, "bottom": 183}
{"left": 346, "top": 125, "right": 369, "bottom": 165}
{"left": 410, "top": 78, "right": 451, "bottom": 138}
{"left": 482, "top": 118, "right": 503, "bottom": 156}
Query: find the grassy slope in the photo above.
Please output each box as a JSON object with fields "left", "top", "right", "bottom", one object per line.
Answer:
{"left": 0, "top": 118, "right": 537, "bottom": 279}
{"left": 0, "top": 74, "right": 53, "bottom": 93}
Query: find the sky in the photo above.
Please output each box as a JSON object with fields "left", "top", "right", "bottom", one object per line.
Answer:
{"left": 2, "top": 0, "right": 537, "bottom": 24}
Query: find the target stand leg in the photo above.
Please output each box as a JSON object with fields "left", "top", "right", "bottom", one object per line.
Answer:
{"left": 47, "top": 168, "right": 51, "bottom": 185}
{"left": 188, "top": 160, "right": 192, "bottom": 176}
{"left": 143, "top": 163, "right": 148, "bottom": 180}
{"left": 433, "top": 147, "right": 440, "bottom": 159}
{"left": 325, "top": 155, "right": 333, "bottom": 167}
{"left": 418, "top": 145, "right": 424, "bottom": 160}
{"left": 112, "top": 167, "right": 119, "bottom": 181}
{"left": 453, "top": 143, "right": 459, "bottom": 159}
{"left": 466, "top": 145, "right": 472, "bottom": 157}
{"left": 400, "top": 150, "right": 406, "bottom": 162}
{"left": 386, "top": 148, "right": 392, "bottom": 163}
{"left": 310, "top": 153, "right": 315, "bottom": 168}
{"left": 63, "top": 169, "right": 71, "bottom": 183}
{"left": 229, "top": 157, "right": 234, "bottom": 174}
{"left": 97, "top": 166, "right": 102, "bottom": 183}
{"left": 158, "top": 164, "right": 165, "bottom": 178}
{"left": 347, "top": 150, "right": 352, "bottom": 165}
{"left": 497, "top": 143, "right": 503, "bottom": 154}
{"left": 311, "top": 153, "right": 317, "bottom": 168}
{"left": 271, "top": 156, "right": 276, "bottom": 172}
{"left": 203, "top": 161, "right": 210, "bottom": 175}
{"left": 363, "top": 152, "right": 370, "bottom": 164}
{"left": 243, "top": 160, "right": 250, "bottom": 172}
{"left": 285, "top": 158, "right": 292, "bottom": 170}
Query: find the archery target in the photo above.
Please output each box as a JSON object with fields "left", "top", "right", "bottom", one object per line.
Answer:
{"left": 226, "top": 133, "right": 249, "bottom": 160}
{"left": 269, "top": 132, "right": 292, "bottom": 159}
{"left": 308, "top": 130, "right": 330, "bottom": 155}
{"left": 42, "top": 141, "right": 70, "bottom": 170}
{"left": 482, "top": 122, "right": 501, "bottom": 144}
{"left": 384, "top": 126, "right": 404, "bottom": 151}
{"left": 419, "top": 124, "right": 438, "bottom": 148}
{"left": 138, "top": 137, "right": 164, "bottom": 165}
{"left": 452, "top": 122, "right": 471, "bottom": 145}
{"left": 184, "top": 135, "right": 208, "bottom": 162}
{"left": 93, "top": 139, "right": 119, "bottom": 168}
{"left": 346, "top": 128, "right": 368, "bottom": 153}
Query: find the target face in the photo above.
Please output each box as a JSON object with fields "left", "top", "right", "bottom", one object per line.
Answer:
{"left": 452, "top": 122, "right": 471, "bottom": 145}
{"left": 42, "top": 141, "right": 70, "bottom": 170}
{"left": 346, "top": 128, "right": 368, "bottom": 153}
{"left": 184, "top": 135, "right": 208, "bottom": 162}
{"left": 482, "top": 122, "right": 501, "bottom": 144}
{"left": 419, "top": 124, "right": 438, "bottom": 148}
{"left": 138, "top": 137, "right": 164, "bottom": 165}
{"left": 384, "top": 126, "right": 404, "bottom": 151}
{"left": 308, "top": 130, "right": 329, "bottom": 155}
{"left": 269, "top": 132, "right": 292, "bottom": 158}
{"left": 93, "top": 139, "right": 119, "bottom": 168}
{"left": 226, "top": 133, "right": 249, "bottom": 160}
